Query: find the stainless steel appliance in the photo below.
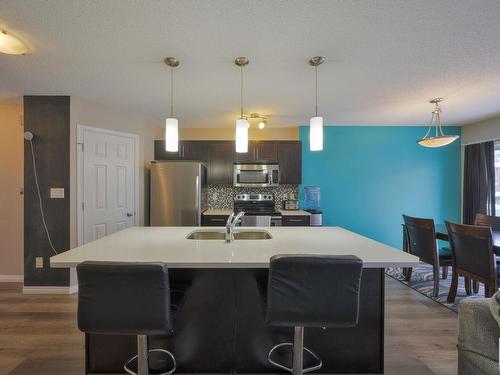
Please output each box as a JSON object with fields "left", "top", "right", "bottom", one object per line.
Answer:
{"left": 233, "top": 162, "right": 280, "bottom": 187}
{"left": 306, "top": 209, "right": 323, "bottom": 226}
{"left": 283, "top": 200, "right": 299, "bottom": 210}
{"left": 150, "top": 161, "right": 207, "bottom": 226}
{"left": 234, "top": 193, "right": 282, "bottom": 226}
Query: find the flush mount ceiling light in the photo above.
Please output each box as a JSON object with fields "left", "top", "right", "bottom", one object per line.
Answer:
{"left": 164, "top": 57, "right": 179, "bottom": 152}
{"left": 309, "top": 56, "right": 325, "bottom": 151}
{"left": 417, "top": 98, "right": 459, "bottom": 148}
{"left": 0, "top": 29, "right": 28, "bottom": 55}
{"left": 235, "top": 57, "right": 250, "bottom": 153}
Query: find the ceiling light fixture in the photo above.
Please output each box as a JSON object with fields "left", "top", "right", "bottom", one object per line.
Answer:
{"left": 417, "top": 98, "right": 459, "bottom": 148}
{"left": 309, "top": 56, "right": 325, "bottom": 151}
{"left": 164, "top": 57, "right": 179, "bottom": 152}
{"left": 0, "top": 29, "right": 28, "bottom": 55}
{"left": 243, "top": 112, "right": 267, "bottom": 130}
{"left": 235, "top": 57, "right": 250, "bottom": 153}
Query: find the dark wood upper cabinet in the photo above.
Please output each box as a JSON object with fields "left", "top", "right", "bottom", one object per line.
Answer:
{"left": 233, "top": 141, "right": 278, "bottom": 162}
{"left": 154, "top": 140, "right": 207, "bottom": 161}
{"left": 154, "top": 139, "right": 301, "bottom": 185}
{"left": 253, "top": 141, "right": 278, "bottom": 161}
{"left": 207, "top": 142, "right": 234, "bottom": 184}
{"left": 277, "top": 141, "right": 302, "bottom": 184}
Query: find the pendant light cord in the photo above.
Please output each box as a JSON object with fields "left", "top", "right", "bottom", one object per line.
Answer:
{"left": 240, "top": 65, "right": 243, "bottom": 119}
{"left": 315, "top": 65, "right": 318, "bottom": 117}
{"left": 170, "top": 67, "right": 174, "bottom": 118}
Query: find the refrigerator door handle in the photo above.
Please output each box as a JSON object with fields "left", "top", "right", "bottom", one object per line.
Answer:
{"left": 195, "top": 175, "right": 200, "bottom": 225}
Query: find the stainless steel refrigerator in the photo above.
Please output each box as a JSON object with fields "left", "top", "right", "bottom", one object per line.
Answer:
{"left": 150, "top": 161, "right": 207, "bottom": 226}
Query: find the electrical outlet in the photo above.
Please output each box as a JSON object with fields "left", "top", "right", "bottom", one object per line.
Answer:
{"left": 35, "top": 257, "right": 44, "bottom": 269}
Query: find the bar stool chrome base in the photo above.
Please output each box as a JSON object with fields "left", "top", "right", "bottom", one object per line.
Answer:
{"left": 124, "top": 335, "right": 176, "bottom": 375}
{"left": 268, "top": 327, "right": 322, "bottom": 375}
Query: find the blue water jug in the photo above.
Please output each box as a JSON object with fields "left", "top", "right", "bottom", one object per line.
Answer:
{"left": 304, "top": 186, "right": 321, "bottom": 210}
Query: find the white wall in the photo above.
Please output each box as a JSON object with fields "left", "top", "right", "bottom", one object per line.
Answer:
{"left": 0, "top": 103, "right": 24, "bottom": 280}
{"left": 69, "top": 97, "right": 162, "bottom": 249}
{"left": 461, "top": 115, "right": 500, "bottom": 145}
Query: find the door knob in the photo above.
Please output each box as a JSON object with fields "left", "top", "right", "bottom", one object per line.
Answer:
{"left": 126, "top": 212, "right": 134, "bottom": 217}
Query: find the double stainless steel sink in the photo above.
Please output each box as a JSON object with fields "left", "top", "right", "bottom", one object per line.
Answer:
{"left": 186, "top": 230, "right": 272, "bottom": 240}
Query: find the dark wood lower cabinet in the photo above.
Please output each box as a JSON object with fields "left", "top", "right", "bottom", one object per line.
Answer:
{"left": 282, "top": 215, "right": 310, "bottom": 226}
{"left": 202, "top": 215, "right": 229, "bottom": 226}
{"left": 85, "top": 268, "right": 384, "bottom": 374}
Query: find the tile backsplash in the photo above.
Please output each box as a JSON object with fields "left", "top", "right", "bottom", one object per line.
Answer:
{"left": 207, "top": 184, "right": 299, "bottom": 210}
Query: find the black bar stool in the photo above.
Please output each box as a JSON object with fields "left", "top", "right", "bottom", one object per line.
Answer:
{"left": 77, "top": 261, "right": 179, "bottom": 375}
{"left": 266, "top": 255, "right": 363, "bottom": 375}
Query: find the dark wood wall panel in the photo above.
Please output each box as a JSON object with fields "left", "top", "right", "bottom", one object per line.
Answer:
{"left": 24, "top": 96, "right": 70, "bottom": 286}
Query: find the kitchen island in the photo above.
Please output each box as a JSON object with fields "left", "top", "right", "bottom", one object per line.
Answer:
{"left": 51, "top": 226, "right": 419, "bottom": 374}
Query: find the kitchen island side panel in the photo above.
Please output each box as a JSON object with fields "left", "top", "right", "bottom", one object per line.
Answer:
{"left": 87, "top": 268, "right": 384, "bottom": 374}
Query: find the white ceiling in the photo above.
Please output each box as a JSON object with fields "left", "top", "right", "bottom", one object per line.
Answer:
{"left": 1, "top": 0, "right": 500, "bottom": 128}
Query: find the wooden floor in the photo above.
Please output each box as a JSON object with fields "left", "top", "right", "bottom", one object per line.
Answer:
{"left": 0, "top": 277, "right": 458, "bottom": 375}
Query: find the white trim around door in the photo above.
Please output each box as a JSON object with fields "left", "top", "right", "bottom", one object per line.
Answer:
{"left": 77, "top": 125, "right": 140, "bottom": 246}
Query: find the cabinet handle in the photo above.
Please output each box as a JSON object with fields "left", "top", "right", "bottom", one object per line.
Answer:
{"left": 288, "top": 218, "right": 304, "bottom": 222}
{"left": 256, "top": 147, "right": 259, "bottom": 160}
{"left": 210, "top": 218, "right": 225, "bottom": 222}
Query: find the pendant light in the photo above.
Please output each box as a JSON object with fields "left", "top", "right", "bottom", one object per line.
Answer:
{"left": 309, "top": 56, "right": 325, "bottom": 151}
{"left": 417, "top": 98, "right": 459, "bottom": 148}
{"left": 0, "top": 30, "right": 28, "bottom": 55}
{"left": 234, "top": 57, "right": 250, "bottom": 153}
{"left": 164, "top": 57, "right": 179, "bottom": 152}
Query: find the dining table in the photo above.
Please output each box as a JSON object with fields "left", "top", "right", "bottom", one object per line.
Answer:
{"left": 434, "top": 223, "right": 500, "bottom": 256}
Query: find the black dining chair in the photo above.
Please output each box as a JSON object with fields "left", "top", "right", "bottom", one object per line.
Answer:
{"left": 402, "top": 215, "right": 452, "bottom": 297}
{"left": 474, "top": 213, "right": 500, "bottom": 292}
{"left": 475, "top": 213, "right": 500, "bottom": 232}
{"left": 445, "top": 221, "right": 498, "bottom": 302}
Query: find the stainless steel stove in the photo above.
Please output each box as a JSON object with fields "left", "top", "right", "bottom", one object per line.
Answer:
{"left": 234, "top": 194, "right": 282, "bottom": 226}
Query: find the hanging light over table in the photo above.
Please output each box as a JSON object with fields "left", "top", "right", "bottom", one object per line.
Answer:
{"left": 0, "top": 30, "right": 28, "bottom": 55}
{"left": 417, "top": 98, "right": 459, "bottom": 148}
{"left": 234, "top": 57, "right": 250, "bottom": 153}
{"left": 309, "top": 56, "right": 325, "bottom": 151}
{"left": 164, "top": 57, "right": 180, "bottom": 152}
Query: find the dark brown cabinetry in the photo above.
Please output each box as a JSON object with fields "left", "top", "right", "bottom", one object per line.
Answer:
{"left": 154, "top": 139, "right": 302, "bottom": 185}
{"left": 282, "top": 215, "right": 310, "bottom": 226}
{"left": 202, "top": 215, "right": 230, "bottom": 226}
{"left": 277, "top": 141, "right": 302, "bottom": 184}
{"left": 234, "top": 141, "right": 278, "bottom": 162}
{"left": 207, "top": 142, "right": 234, "bottom": 184}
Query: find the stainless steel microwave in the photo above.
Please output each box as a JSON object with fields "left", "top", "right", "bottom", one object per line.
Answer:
{"left": 233, "top": 162, "right": 280, "bottom": 187}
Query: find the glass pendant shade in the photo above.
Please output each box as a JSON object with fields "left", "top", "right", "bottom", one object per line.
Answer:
{"left": 310, "top": 116, "right": 324, "bottom": 151}
{"left": 417, "top": 98, "right": 459, "bottom": 148}
{"left": 417, "top": 135, "right": 459, "bottom": 148}
{"left": 0, "top": 30, "right": 28, "bottom": 55}
{"left": 165, "top": 118, "right": 179, "bottom": 152}
{"left": 235, "top": 118, "right": 249, "bottom": 153}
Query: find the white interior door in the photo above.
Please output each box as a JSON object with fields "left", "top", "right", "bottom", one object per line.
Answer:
{"left": 81, "top": 127, "right": 137, "bottom": 244}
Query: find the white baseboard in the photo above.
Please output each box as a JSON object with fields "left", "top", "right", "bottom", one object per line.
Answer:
{"left": 0, "top": 274, "right": 24, "bottom": 282}
{"left": 23, "top": 285, "right": 78, "bottom": 295}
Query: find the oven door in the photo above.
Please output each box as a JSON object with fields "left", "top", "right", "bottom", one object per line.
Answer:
{"left": 233, "top": 164, "right": 278, "bottom": 187}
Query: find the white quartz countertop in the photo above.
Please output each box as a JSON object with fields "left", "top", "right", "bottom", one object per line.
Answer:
{"left": 203, "top": 209, "right": 232, "bottom": 215}
{"left": 50, "top": 226, "right": 419, "bottom": 269}
{"left": 278, "top": 209, "right": 311, "bottom": 216}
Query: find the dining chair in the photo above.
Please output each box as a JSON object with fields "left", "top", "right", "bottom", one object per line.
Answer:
{"left": 475, "top": 213, "right": 500, "bottom": 232}
{"left": 402, "top": 215, "right": 452, "bottom": 297}
{"left": 445, "top": 221, "right": 498, "bottom": 303}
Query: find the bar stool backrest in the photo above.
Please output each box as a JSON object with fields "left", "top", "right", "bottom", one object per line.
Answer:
{"left": 77, "top": 261, "right": 171, "bottom": 335}
{"left": 266, "top": 255, "right": 363, "bottom": 328}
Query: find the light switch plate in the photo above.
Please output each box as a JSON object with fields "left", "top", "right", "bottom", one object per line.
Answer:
{"left": 50, "top": 187, "right": 65, "bottom": 199}
{"left": 35, "top": 257, "right": 44, "bottom": 268}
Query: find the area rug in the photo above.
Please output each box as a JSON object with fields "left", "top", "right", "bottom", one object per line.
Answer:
{"left": 386, "top": 264, "right": 488, "bottom": 312}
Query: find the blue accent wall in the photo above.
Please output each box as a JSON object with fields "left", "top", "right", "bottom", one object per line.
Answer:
{"left": 299, "top": 126, "right": 461, "bottom": 249}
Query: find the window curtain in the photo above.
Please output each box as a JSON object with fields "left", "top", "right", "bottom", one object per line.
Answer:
{"left": 463, "top": 141, "right": 496, "bottom": 224}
